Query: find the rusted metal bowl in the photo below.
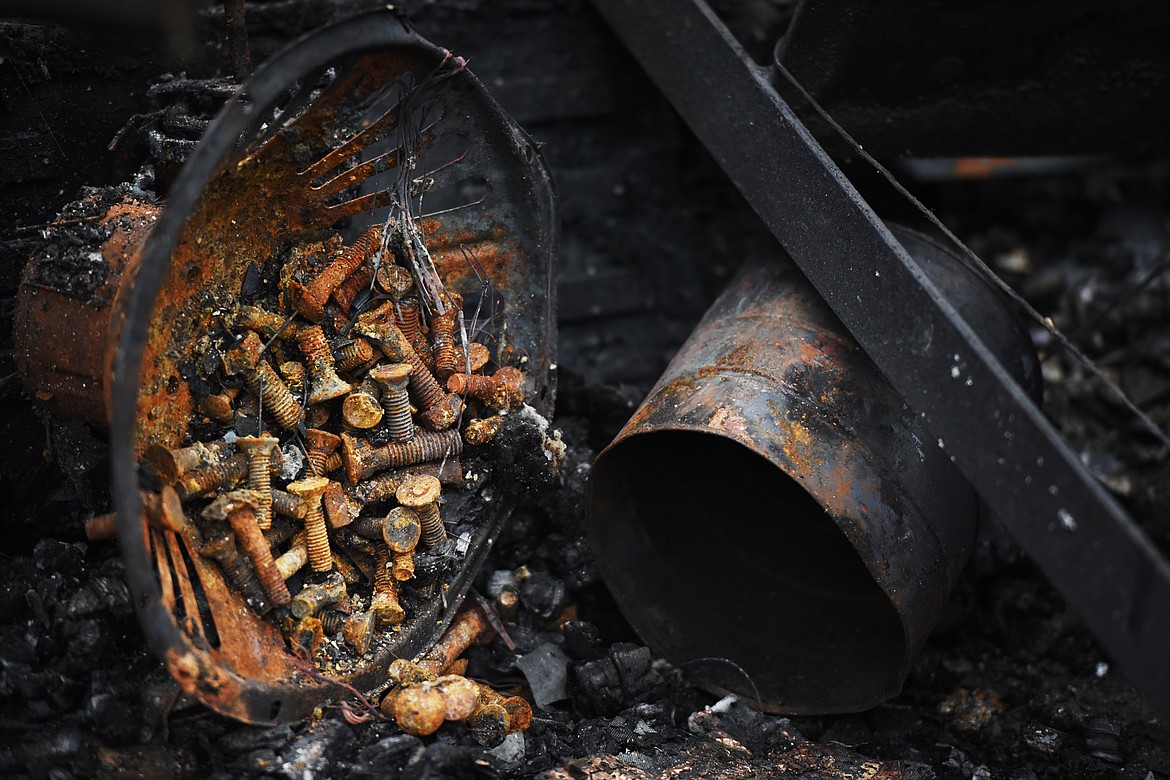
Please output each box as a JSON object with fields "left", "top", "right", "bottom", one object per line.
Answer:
{"left": 589, "top": 226, "right": 1036, "bottom": 714}
{"left": 107, "top": 12, "right": 556, "bottom": 723}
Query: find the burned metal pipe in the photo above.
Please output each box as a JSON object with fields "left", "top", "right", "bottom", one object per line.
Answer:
{"left": 589, "top": 226, "right": 1037, "bottom": 714}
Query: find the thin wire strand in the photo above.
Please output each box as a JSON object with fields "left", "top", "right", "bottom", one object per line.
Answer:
{"left": 773, "top": 61, "right": 1170, "bottom": 452}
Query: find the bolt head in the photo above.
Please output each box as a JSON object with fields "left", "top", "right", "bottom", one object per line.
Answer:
{"left": 396, "top": 475, "right": 441, "bottom": 507}
{"left": 304, "top": 428, "right": 342, "bottom": 452}
{"left": 286, "top": 475, "right": 330, "bottom": 501}
{"left": 201, "top": 490, "right": 258, "bottom": 521}
{"left": 369, "top": 363, "right": 412, "bottom": 385}
{"left": 236, "top": 435, "right": 280, "bottom": 455}
{"left": 393, "top": 685, "right": 447, "bottom": 736}
{"left": 384, "top": 507, "right": 422, "bottom": 553}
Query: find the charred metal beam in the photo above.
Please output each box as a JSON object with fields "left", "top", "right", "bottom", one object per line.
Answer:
{"left": 591, "top": 0, "right": 1170, "bottom": 715}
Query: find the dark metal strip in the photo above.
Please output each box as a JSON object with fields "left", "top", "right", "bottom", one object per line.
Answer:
{"left": 590, "top": 0, "right": 1170, "bottom": 715}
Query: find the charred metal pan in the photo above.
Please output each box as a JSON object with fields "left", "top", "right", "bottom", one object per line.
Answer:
{"left": 106, "top": 11, "right": 556, "bottom": 724}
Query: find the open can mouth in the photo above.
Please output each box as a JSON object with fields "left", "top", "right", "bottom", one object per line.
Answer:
{"left": 589, "top": 226, "right": 1037, "bottom": 714}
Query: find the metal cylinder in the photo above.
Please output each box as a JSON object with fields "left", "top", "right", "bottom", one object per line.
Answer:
{"left": 588, "top": 226, "right": 1037, "bottom": 714}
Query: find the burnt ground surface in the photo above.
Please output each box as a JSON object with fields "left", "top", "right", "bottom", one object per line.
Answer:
{"left": 3, "top": 1, "right": 1170, "bottom": 778}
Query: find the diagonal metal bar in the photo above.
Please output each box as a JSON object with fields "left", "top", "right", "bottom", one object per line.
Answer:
{"left": 591, "top": 0, "right": 1170, "bottom": 716}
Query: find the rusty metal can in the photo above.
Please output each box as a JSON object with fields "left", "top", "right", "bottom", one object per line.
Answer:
{"left": 588, "top": 226, "right": 1037, "bottom": 714}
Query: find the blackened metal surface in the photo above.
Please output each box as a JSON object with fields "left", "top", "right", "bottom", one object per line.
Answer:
{"left": 776, "top": 0, "right": 1170, "bottom": 157}
{"left": 591, "top": 250, "right": 982, "bottom": 713}
{"left": 591, "top": 0, "right": 1170, "bottom": 717}
{"left": 109, "top": 10, "right": 555, "bottom": 724}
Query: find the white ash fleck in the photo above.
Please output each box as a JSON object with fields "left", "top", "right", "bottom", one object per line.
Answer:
{"left": 516, "top": 404, "right": 566, "bottom": 469}
{"left": 488, "top": 732, "right": 526, "bottom": 766}
{"left": 280, "top": 444, "right": 306, "bottom": 481}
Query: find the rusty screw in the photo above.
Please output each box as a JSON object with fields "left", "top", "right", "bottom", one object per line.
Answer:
{"left": 463, "top": 415, "right": 505, "bottom": 446}
{"left": 430, "top": 295, "right": 461, "bottom": 380}
{"left": 447, "top": 366, "right": 525, "bottom": 411}
{"left": 371, "top": 547, "right": 405, "bottom": 627}
{"left": 354, "top": 309, "right": 446, "bottom": 411}
{"left": 235, "top": 305, "right": 299, "bottom": 341}
{"left": 396, "top": 475, "right": 445, "bottom": 549}
{"left": 456, "top": 342, "right": 491, "bottom": 374}
{"left": 342, "top": 375, "right": 384, "bottom": 430}
{"left": 304, "top": 428, "right": 342, "bottom": 477}
{"left": 286, "top": 476, "right": 332, "bottom": 573}
{"left": 331, "top": 263, "right": 373, "bottom": 312}
{"left": 367, "top": 363, "right": 414, "bottom": 443}
{"left": 375, "top": 264, "right": 414, "bottom": 299}
{"left": 279, "top": 360, "right": 307, "bottom": 396}
{"left": 386, "top": 506, "right": 421, "bottom": 582}
{"left": 236, "top": 435, "right": 279, "bottom": 530}
{"left": 286, "top": 225, "right": 381, "bottom": 322}
{"left": 145, "top": 439, "right": 234, "bottom": 484}
{"left": 176, "top": 453, "right": 248, "bottom": 500}
{"left": 418, "top": 392, "right": 463, "bottom": 432}
{"left": 335, "top": 337, "right": 376, "bottom": 372}
{"left": 289, "top": 571, "right": 347, "bottom": 619}
{"left": 387, "top": 685, "right": 447, "bottom": 736}
{"left": 202, "top": 491, "right": 290, "bottom": 607}
{"left": 275, "top": 533, "right": 309, "bottom": 580}
{"left": 225, "top": 331, "right": 304, "bottom": 430}
{"left": 340, "top": 429, "right": 463, "bottom": 484}
{"left": 321, "top": 609, "right": 377, "bottom": 654}
{"left": 272, "top": 489, "right": 307, "bottom": 520}
{"left": 289, "top": 615, "right": 325, "bottom": 655}
{"left": 201, "top": 532, "right": 272, "bottom": 614}
{"left": 297, "top": 325, "right": 353, "bottom": 404}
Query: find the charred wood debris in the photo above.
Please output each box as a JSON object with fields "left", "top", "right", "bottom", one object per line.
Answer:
{"left": 2, "top": 1, "right": 1170, "bottom": 779}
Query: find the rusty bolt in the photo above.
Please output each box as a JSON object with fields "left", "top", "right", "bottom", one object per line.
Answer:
{"left": 354, "top": 309, "right": 446, "bottom": 411}
{"left": 419, "top": 393, "right": 463, "bottom": 432}
{"left": 304, "top": 428, "right": 342, "bottom": 477}
{"left": 340, "top": 429, "right": 463, "bottom": 484}
{"left": 272, "top": 489, "right": 307, "bottom": 520}
{"left": 342, "top": 376, "right": 384, "bottom": 429}
{"left": 468, "top": 703, "right": 509, "bottom": 747}
{"left": 396, "top": 475, "right": 445, "bottom": 549}
{"left": 392, "top": 297, "right": 429, "bottom": 357}
{"left": 367, "top": 363, "right": 414, "bottom": 442}
{"left": 371, "top": 547, "right": 405, "bottom": 627}
{"left": 415, "top": 605, "right": 491, "bottom": 677}
{"left": 176, "top": 452, "right": 248, "bottom": 500}
{"left": 391, "top": 553, "right": 415, "bottom": 582}
{"left": 202, "top": 491, "right": 290, "bottom": 607}
{"left": 384, "top": 506, "right": 422, "bottom": 554}
{"left": 226, "top": 331, "right": 304, "bottom": 430}
{"left": 463, "top": 415, "right": 505, "bottom": 446}
{"left": 335, "top": 337, "right": 376, "bottom": 372}
{"left": 236, "top": 435, "right": 279, "bottom": 530}
{"left": 199, "top": 390, "right": 237, "bottom": 424}
{"left": 435, "top": 675, "right": 480, "bottom": 721}
{"left": 348, "top": 514, "right": 387, "bottom": 541}
{"left": 323, "top": 480, "right": 354, "bottom": 529}
{"left": 286, "top": 225, "right": 381, "bottom": 322}
{"left": 306, "top": 403, "right": 331, "bottom": 430}
{"left": 474, "top": 682, "right": 533, "bottom": 734}
{"left": 275, "top": 534, "right": 309, "bottom": 580}
{"left": 286, "top": 476, "right": 332, "bottom": 573}
{"left": 430, "top": 305, "right": 459, "bottom": 380}
{"left": 334, "top": 527, "right": 380, "bottom": 559}
{"left": 375, "top": 264, "right": 414, "bottom": 299}
{"left": 278, "top": 360, "right": 307, "bottom": 396}
{"left": 331, "top": 263, "right": 373, "bottom": 312}
{"left": 388, "top": 685, "right": 446, "bottom": 736}
{"left": 201, "top": 531, "right": 272, "bottom": 614}
{"left": 456, "top": 342, "right": 491, "bottom": 374}
{"left": 322, "top": 609, "right": 376, "bottom": 655}
{"left": 235, "top": 305, "right": 299, "bottom": 341}
{"left": 297, "top": 325, "right": 353, "bottom": 404}
{"left": 144, "top": 439, "right": 234, "bottom": 484}
{"left": 447, "top": 366, "right": 525, "bottom": 411}
{"left": 289, "top": 571, "right": 347, "bottom": 619}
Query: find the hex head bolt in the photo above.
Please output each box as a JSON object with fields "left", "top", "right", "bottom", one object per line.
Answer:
{"left": 340, "top": 428, "right": 463, "bottom": 484}
{"left": 446, "top": 366, "right": 525, "bottom": 411}
{"left": 371, "top": 546, "right": 406, "bottom": 626}
{"left": 396, "top": 475, "right": 445, "bottom": 549}
{"left": 236, "top": 435, "right": 279, "bottom": 530}
{"left": 297, "top": 325, "right": 353, "bottom": 404}
{"left": 176, "top": 452, "right": 248, "bottom": 500}
{"left": 334, "top": 337, "right": 376, "bottom": 372}
{"left": 321, "top": 609, "right": 376, "bottom": 654}
{"left": 224, "top": 331, "right": 304, "bottom": 431}
{"left": 286, "top": 476, "right": 333, "bottom": 573}
{"left": 289, "top": 571, "right": 347, "bottom": 619}
{"left": 368, "top": 363, "right": 414, "bottom": 443}
{"left": 354, "top": 310, "right": 446, "bottom": 412}
{"left": 342, "top": 376, "right": 384, "bottom": 430}
{"left": 202, "top": 491, "right": 290, "bottom": 607}
{"left": 201, "top": 532, "right": 273, "bottom": 614}
{"left": 286, "top": 225, "right": 381, "bottom": 322}
{"left": 304, "top": 428, "right": 342, "bottom": 477}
